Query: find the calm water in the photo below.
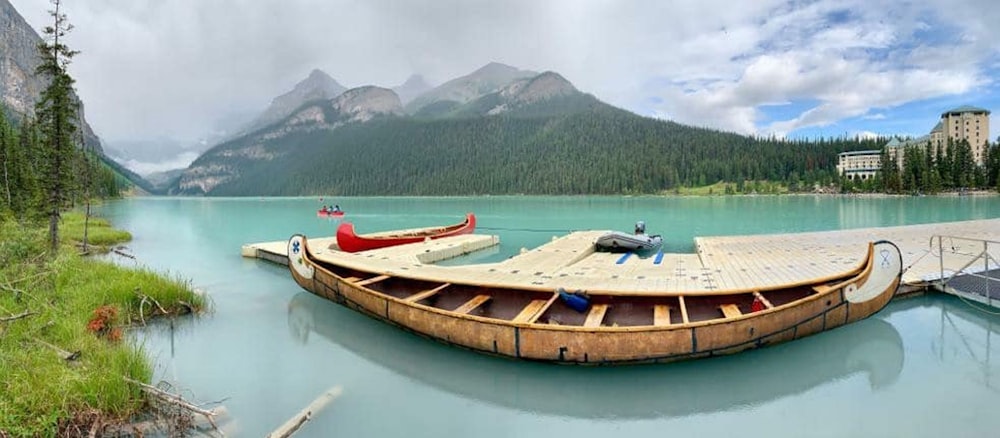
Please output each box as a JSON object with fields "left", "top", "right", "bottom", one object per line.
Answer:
{"left": 94, "top": 196, "right": 1000, "bottom": 437}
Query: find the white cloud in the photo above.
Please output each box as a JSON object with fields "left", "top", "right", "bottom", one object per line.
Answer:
{"left": 6, "top": 0, "right": 999, "bottom": 144}
{"left": 117, "top": 151, "right": 201, "bottom": 176}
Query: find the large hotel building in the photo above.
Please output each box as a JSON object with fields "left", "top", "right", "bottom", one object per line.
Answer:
{"left": 837, "top": 105, "right": 991, "bottom": 180}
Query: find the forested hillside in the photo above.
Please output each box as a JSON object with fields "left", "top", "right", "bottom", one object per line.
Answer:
{"left": 196, "top": 106, "right": 881, "bottom": 196}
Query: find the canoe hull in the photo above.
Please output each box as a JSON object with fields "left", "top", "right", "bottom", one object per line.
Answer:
{"left": 288, "top": 236, "right": 901, "bottom": 365}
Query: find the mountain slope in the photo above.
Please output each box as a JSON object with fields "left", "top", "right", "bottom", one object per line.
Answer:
{"left": 177, "top": 100, "right": 871, "bottom": 196}
{"left": 0, "top": 0, "right": 103, "bottom": 153}
{"left": 244, "top": 69, "right": 347, "bottom": 133}
{"left": 392, "top": 74, "right": 432, "bottom": 105}
{"left": 175, "top": 86, "right": 402, "bottom": 194}
{"left": 405, "top": 62, "right": 536, "bottom": 114}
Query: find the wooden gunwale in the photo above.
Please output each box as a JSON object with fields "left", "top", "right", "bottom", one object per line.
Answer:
{"left": 299, "top": 238, "right": 881, "bottom": 332}
{"left": 309, "top": 249, "right": 870, "bottom": 298}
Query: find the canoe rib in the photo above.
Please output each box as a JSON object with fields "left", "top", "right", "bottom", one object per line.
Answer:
{"left": 286, "top": 234, "right": 903, "bottom": 365}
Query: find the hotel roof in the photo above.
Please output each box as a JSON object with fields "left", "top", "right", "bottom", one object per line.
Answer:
{"left": 941, "top": 105, "right": 990, "bottom": 116}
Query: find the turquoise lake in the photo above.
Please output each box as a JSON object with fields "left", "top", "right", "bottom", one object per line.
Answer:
{"left": 94, "top": 195, "right": 1000, "bottom": 437}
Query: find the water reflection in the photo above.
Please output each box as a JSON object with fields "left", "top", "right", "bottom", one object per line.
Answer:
{"left": 287, "top": 292, "right": 903, "bottom": 419}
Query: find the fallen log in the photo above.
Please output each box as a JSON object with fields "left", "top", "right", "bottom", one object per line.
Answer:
{"left": 267, "top": 386, "right": 343, "bottom": 438}
{"left": 35, "top": 338, "right": 81, "bottom": 361}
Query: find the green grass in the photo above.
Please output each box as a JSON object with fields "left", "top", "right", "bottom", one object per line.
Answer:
{"left": 60, "top": 211, "right": 132, "bottom": 247}
{"left": 0, "top": 213, "right": 206, "bottom": 435}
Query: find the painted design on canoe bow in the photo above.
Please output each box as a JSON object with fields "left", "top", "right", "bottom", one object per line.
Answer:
{"left": 287, "top": 235, "right": 314, "bottom": 280}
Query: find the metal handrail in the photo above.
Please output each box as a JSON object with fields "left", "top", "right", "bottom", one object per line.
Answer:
{"left": 931, "top": 235, "right": 999, "bottom": 308}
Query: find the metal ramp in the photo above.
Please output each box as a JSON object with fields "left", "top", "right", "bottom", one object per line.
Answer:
{"left": 931, "top": 235, "right": 1000, "bottom": 309}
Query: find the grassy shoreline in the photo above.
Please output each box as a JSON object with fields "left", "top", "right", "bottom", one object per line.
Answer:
{"left": 0, "top": 212, "right": 207, "bottom": 436}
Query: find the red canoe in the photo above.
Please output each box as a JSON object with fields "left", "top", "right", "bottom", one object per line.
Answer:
{"left": 335, "top": 213, "right": 476, "bottom": 253}
{"left": 317, "top": 209, "right": 345, "bottom": 218}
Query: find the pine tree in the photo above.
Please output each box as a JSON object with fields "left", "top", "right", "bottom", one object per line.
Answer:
{"left": 34, "top": 0, "right": 81, "bottom": 253}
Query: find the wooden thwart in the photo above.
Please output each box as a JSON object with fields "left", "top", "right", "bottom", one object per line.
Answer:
{"left": 653, "top": 305, "right": 672, "bottom": 326}
{"left": 584, "top": 304, "right": 609, "bottom": 327}
{"left": 512, "top": 299, "right": 549, "bottom": 323}
{"left": 355, "top": 274, "right": 390, "bottom": 287}
{"left": 720, "top": 304, "right": 742, "bottom": 318}
{"left": 753, "top": 290, "right": 775, "bottom": 309}
{"left": 454, "top": 294, "right": 492, "bottom": 314}
{"left": 404, "top": 283, "right": 450, "bottom": 303}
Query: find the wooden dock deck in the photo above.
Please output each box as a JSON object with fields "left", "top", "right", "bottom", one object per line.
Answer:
{"left": 245, "top": 218, "right": 1000, "bottom": 298}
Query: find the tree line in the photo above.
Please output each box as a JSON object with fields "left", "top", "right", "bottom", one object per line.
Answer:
{"left": 847, "top": 137, "right": 1000, "bottom": 194}
{"left": 0, "top": 0, "right": 123, "bottom": 251}
{"left": 193, "top": 106, "right": 886, "bottom": 196}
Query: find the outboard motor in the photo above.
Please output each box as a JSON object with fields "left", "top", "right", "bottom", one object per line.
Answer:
{"left": 634, "top": 221, "right": 646, "bottom": 235}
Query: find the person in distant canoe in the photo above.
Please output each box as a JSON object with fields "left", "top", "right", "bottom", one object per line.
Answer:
{"left": 333, "top": 205, "right": 342, "bottom": 213}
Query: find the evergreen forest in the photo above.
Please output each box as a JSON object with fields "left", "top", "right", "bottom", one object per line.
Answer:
{"left": 193, "top": 105, "right": 890, "bottom": 196}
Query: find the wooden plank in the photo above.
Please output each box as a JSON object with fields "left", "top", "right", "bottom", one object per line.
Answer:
{"left": 720, "top": 304, "right": 742, "bottom": 318}
{"left": 752, "top": 290, "right": 774, "bottom": 309}
{"left": 342, "top": 276, "right": 361, "bottom": 283}
{"left": 653, "top": 305, "right": 672, "bottom": 326}
{"left": 583, "top": 304, "right": 609, "bottom": 327}
{"left": 512, "top": 299, "right": 548, "bottom": 323}
{"left": 354, "top": 274, "right": 390, "bottom": 287}
{"left": 453, "top": 294, "right": 492, "bottom": 314}
{"left": 404, "top": 283, "right": 450, "bottom": 303}
{"left": 678, "top": 296, "right": 690, "bottom": 324}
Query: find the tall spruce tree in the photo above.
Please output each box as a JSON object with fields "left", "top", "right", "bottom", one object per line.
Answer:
{"left": 34, "top": 0, "right": 80, "bottom": 252}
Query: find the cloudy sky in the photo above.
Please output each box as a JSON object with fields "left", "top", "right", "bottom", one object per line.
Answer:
{"left": 9, "top": 0, "right": 1000, "bottom": 147}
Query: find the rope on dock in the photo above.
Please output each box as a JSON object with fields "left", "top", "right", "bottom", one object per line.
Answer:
{"left": 902, "top": 248, "right": 934, "bottom": 274}
{"left": 477, "top": 226, "right": 574, "bottom": 233}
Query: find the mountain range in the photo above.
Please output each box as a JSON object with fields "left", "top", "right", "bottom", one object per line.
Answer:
{"left": 171, "top": 62, "right": 874, "bottom": 196}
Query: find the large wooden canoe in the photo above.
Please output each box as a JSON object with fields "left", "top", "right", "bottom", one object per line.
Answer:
{"left": 288, "top": 291, "right": 903, "bottom": 417}
{"left": 287, "top": 235, "right": 902, "bottom": 364}
{"left": 335, "top": 213, "right": 476, "bottom": 253}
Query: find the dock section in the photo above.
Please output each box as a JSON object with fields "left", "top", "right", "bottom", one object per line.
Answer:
{"left": 241, "top": 234, "right": 499, "bottom": 266}
{"left": 246, "top": 218, "right": 1000, "bottom": 302}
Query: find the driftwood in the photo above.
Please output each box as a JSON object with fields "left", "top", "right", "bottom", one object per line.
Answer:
{"left": 123, "top": 377, "right": 223, "bottom": 435}
{"left": 267, "top": 386, "right": 343, "bottom": 438}
{"left": 35, "top": 338, "right": 81, "bottom": 361}
{"left": 0, "top": 310, "right": 34, "bottom": 322}
{"left": 137, "top": 292, "right": 168, "bottom": 325}
{"left": 112, "top": 247, "right": 135, "bottom": 260}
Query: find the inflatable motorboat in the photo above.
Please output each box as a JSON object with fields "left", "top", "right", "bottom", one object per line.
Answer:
{"left": 595, "top": 221, "right": 662, "bottom": 252}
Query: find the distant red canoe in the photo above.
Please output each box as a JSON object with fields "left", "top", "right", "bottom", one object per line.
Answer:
{"left": 317, "top": 210, "right": 345, "bottom": 218}
{"left": 336, "top": 213, "right": 476, "bottom": 253}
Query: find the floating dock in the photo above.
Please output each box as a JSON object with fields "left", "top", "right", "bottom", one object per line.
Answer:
{"left": 244, "top": 218, "right": 1000, "bottom": 303}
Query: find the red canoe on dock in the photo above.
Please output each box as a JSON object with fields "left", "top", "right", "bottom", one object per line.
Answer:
{"left": 335, "top": 213, "right": 476, "bottom": 253}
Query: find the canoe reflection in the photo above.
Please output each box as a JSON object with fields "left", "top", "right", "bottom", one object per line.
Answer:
{"left": 287, "top": 292, "right": 903, "bottom": 419}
